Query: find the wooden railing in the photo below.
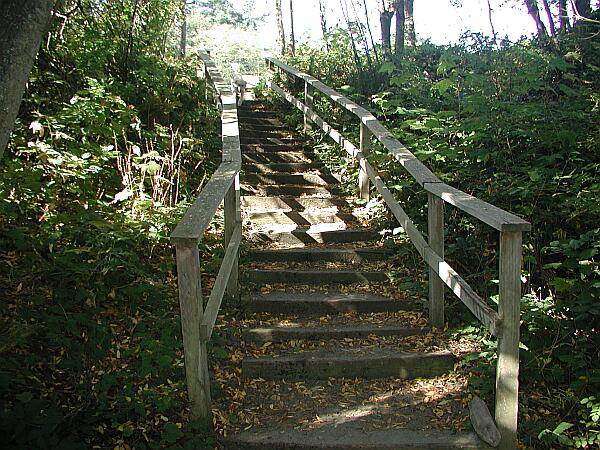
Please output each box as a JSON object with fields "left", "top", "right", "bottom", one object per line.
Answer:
{"left": 266, "top": 56, "right": 531, "bottom": 450}
{"left": 170, "top": 51, "right": 242, "bottom": 421}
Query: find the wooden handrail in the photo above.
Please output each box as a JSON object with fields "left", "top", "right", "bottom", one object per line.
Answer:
{"left": 170, "top": 51, "right": 242, "bottom": 422}
{"left": 266, "top": 59, "right": 529, "bottom": 449}
{"left": 266, "top": 56, "right": 530, "bottom": 233}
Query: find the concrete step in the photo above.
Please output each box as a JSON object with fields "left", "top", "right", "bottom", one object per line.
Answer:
{"left": 240, "top": 129, "right": 294, "bottom": 138}
{"left": 240, "top": 123, "right": 288, "bottom": 131}
{"left": 242, "top": 151, "right": 316, "bottom": 164}
{"left": 241, "top": 196, "right": 353, "bottom": 213}
{"left": 243, "top": 323, "right": 428, "bottom": 343}
{"left": 242, "top": 143, "right": 307, "bottom": 152}
{"left": 243, "top": 163, "right": 323, "bottom": 174}
{"left": 248, "top": 248, "right": 392, "bottom": 263}
{"left": 243, "top": 292, "right": 412, "bottom": 314}
{"left": 243, "top": 173, "right": 340, "bottom": 187}
{"left": 247, "top": 211, "right": 359, "bottom": 232}
{"left": 241, "top": 136, "right": 302, "bottom": 145}
{"left": 241, "top": 184, "right": 342, "bottom": 197}
{"left": 239, "top": 117, "right": 285, "bottom": 126}
{"left": 222, "top": 428, "right": 491, "bottom": 450}
{"left": 250, "top": 229, "right": 380, "bottom": 246}
{"left": 242, "top": 349, "right": 455, "bottom": 380}
{"left": 238, "top": 110, "right": 280, "bottom": 118}
{"left": 244, "top": 269, "right": 390, "bottom": 284}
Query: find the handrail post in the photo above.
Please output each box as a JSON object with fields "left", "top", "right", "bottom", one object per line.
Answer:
{"left": 304, "top": 80, "right": 314, "bottom": 134}
{"left": 174, "top": 243, "right": 211, "bottom": 421}
{"left": 359, "top": 122, "right": 371, "bottom": 200}
{"left": 224, "top": 173, "right": 240, "bottom": 299}
{"left": 496, "top": 230, "right": 522, "bottom": 450}
{"left": 428, "top": 192, "right": 444, "bottom": 328}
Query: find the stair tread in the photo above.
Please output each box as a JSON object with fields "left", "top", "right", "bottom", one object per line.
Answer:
{"left": 223, "top": 427, "right": 491, "bottom": 450}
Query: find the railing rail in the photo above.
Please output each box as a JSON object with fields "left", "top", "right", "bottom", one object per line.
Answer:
{"left": 170, "top": 51, "right": 242, "bottom": 421}
{"left": 266, "top": 56, "right": 530, "bottom": 450}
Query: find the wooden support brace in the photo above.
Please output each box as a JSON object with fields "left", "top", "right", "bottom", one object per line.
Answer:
{"left": 359, "top": 122, "right": 371, "bottom": 200}
{"left": 428, "top": 192, "right": 444, "bottom": 329}
{"left": 224, "top": 173, "right": 240, "bottom": 300}
{"left": 304, "top": 81, "right": 314, "bottom": 134}
{"left": 496, "top": 231, "right": 522, "bottom": 450}
{"left": 174, "top": 244, "right": 211, "bottom": 421}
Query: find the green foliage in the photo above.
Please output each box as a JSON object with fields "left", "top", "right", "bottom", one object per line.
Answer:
{"left": 0, "top": 1, "right": 223, "bottom": 448}
{"left": 286, "top": 30, "right": 600, "bottom": 447}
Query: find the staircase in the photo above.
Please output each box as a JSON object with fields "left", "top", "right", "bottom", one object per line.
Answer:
{"left": 219, "top": 100, "right": 491, "bottom": 449}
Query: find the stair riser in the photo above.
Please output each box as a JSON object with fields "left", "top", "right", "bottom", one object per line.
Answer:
{"left": 244, "top": 299, "right": 414, "bottom": 315}
{"left": 241, "top": 137, "right": 302, "bottom": 145}
{"left": 242, "top": 144, "right": 307, "bottom": 153}
{"left": 243, "top": 174, "right": 341, "bottom": 186}
{"left": 242, "top": 352, "right": 455, "bottom": 381}
{"left": 242, "top": 153, "right": 315, "bottom": 164}
{"left": 238, "top": 111, "right": 279, "bottom": 118}
{"left": 250, "top": 230, "right": 380, "bottom": 245}
{"left": 244, "top": 270, "right": 390, "bottom": 284}
{"left": 241, "top": 130, "right": 294, "bottom": 138}
{"left": 244, "top": 163, "right": 323, "bottom": 173}
{"left": 241, "top": 186, "right": 342, "bottom": 196}
{"left": 242, "top": 196, "right": 352, "bottom": 212}
{"left": 243, "top": 327, "right": 428, "bottom": 343}
{"left": 248, "top": 249, "right": 392, "bottom": 263}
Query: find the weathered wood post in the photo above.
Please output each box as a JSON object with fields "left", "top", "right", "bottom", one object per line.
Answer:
{"left": 427, "top": 192, "right": 444, "bottom": 329}
{"left": 304, "top": 80, "right": 314, "bottom": 134}
{"left": 224, "top": 174, "right": 240, "bottom": 300}
{"left": 359, "top": 122, "right": 371, "bottom": 200}
{"left": 174, "top": 243, "right": 212, "bottom": 421}
{"left": 496, "top": 230, "right": 522, "bottom": 450}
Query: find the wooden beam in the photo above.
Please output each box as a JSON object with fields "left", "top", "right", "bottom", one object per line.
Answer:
{"left": 424, "top": 182, "right": 531, "bottom": 232}
{"left": 266, "top": 57, "right": 530, "bottom": 232}
{"left": 170, "top": 162, "right": 239, "bottom": 245}
{"left": 496, "top": 231, "right": 523, "bottom": 450}
{"left": 428, "top": 192, "right": 444, "bottom": 329}
{"left": 201, "top": 222, "right": 242, "bottom": 340}
{"left": 224, "top": 175, "right": 241, "bottom": 300}
{"left": 304, "top": 81, "right": 314, "bottom": 133}
{"left": 359, "top": 122, "right": 371, "bottom": 200}
{"left": 175, "top": 244, "right": 211, "bottom": 420}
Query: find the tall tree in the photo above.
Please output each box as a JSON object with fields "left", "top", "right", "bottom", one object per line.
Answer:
{"left": 362, "top": 0, "right": 380, "bottom": 63}
{"left": 541, "top": 0, "right": 557, "bottom": 36}
{"left": 318, "top": 0, "right": 329, "bottom": 50}
{"left": 289, "top": 0, "right": 296, "bottom": 56}
{"left": 0, "top": 0, "right": 54, "bottom": 160}
{"left": 393, "top": 0, "right": 405, "bottom": 57}
{"left": 404, "top": 0, "right": 415, "bottom": 47}
{"left": 524, "top": 0, "right": 549, "bottom": 40}
{"left": 557, "top": 0, "right": 570, "bottom": 32}
{"left": 378, "top": 0, "right": 394, "bottom": 58}
{"left": 180, "top": 0, "right": 187, "bottom": 56}
{"left": 275, "top": 0, "right": 286, "bottom": 55}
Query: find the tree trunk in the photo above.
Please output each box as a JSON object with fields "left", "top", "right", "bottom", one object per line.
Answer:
{"left": 0, "top": 0, "right": 54, "bottom": 160}
{"left": 362, "top": 0, "right": 380, "bottom": 63}
{"left": 558, "top": 0, "right": 570, "bottom": 32}
{"left": 275, "top": 0, "right": 286, "bottom": 55}
{"left": 379, "top": 9, "right": 394, "bottom": 58}
{"left": 541, "top": 0, "right": 557, "bottom": 36}
{"left": 180, "top": 0, "right": 187, "bottom": 56}
{"left": 394, "top": 0, "right": 405, "bottom": 58}
{"left": 289, "top": 0, "right": 296, "bottom": 56}
{"left": 404, "top": 0, "right": 415, "bottom": 47}
{"left": 487, "top": 0, "right": 498, "bottom": 43}
{"left": 319, "top": 0, "right": 329, "bottom": 50}
{"left": 524, "top": 0, "right": 549, "bottom": 40}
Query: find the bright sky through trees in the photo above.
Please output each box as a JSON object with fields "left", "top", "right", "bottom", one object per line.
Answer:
{"left": 246, "top": 0, "right": 536, "bottom": 47}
